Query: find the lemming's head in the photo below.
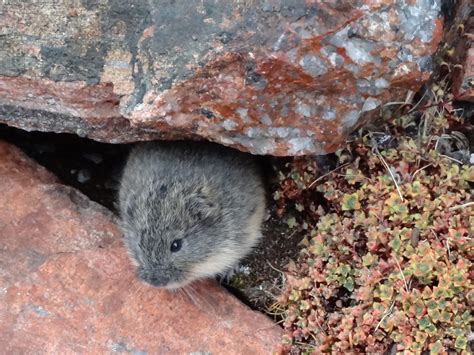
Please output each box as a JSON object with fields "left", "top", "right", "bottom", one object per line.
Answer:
{"left": 120, "top": 181, "right": 240, "bottom": 289}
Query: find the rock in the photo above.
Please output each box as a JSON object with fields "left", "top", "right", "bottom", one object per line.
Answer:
{"left": 0, "top": 141, "right": 283, "bottom": 353}
{"left": 77, "top": 168, "right": 92, "bottom": 183}
{"left": 0, "top": 1, "right": 443, "bottom": 155}
{"left": 454, "top": 47, "right": 474, "bottom": 102}
{"left": 443, "top": 0, "right": 473, "bottom": 102}
{"left": 0, "top": 142, "right": 120, "bottom": 289}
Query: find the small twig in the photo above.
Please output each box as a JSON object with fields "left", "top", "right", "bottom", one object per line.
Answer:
{"left": 412, "top": 101, "right": 448, "bottom": 112}
{"left": 439, "top": 154, "right": 463, "bottom": 164}
{"left": 411, "top": 163, "right": 433, "bottom": 181}
{"left": 383, "top": 101, "right": 411, "bottom": 107}
{"left": 375, "top": 149, "right": 404, "bottom": 201}
{"left": 284, "top": 229, "right": 299, "bottom": 240}
{"left": 404, "top": 90, "right": 416, "bottom": 105}
{"left": 375, "top": 300, "right": 395, "bottom": 332}
{"left": 393, "top": 255, "right": 409, "bottom": 292}
{"left": 446, "top": 237, "right": 451, "bottom": 260}
{"left": 434, "top": 135, "right": 440, "bottom": 151}
{"left": 273, "top": 318, "right": 285, "bottom": 326}
{"left": 408, "top": 90, "right": 428, "bottom": 113}
{"left": 370, "top": 131, "right": 391, "bottom": 136}
{"left": 306, "top": 162, "right": 351, "bottom": 189}
{"left": 369, "top": 132, "right": 404, "bottom": 201}
{"left": 431, "top": 229, "right": 451, "bottom": 261}
{"left": 449, "top": 201, "right": 474, "bottom": 211}
{"left": 266, "top": 260, "right": 285, "bottom": 275}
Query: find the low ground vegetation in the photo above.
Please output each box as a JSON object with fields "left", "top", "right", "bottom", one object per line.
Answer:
{"left": 274, "top": 81, "right": 473, "bottom": 353}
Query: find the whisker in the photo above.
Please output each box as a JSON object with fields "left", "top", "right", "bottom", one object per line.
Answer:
{"left": 187, "top": 284, "right": 214, "bottom": 311}
{"left": 182, "top": 286, "right": 198, "bottom": 307}
{"left": 177, "top": 288, "right": 186, "bottom": 302}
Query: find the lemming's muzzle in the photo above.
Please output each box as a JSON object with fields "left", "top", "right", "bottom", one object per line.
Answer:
{"left": 137, "top": 265, "right": 173, "bottom": 288}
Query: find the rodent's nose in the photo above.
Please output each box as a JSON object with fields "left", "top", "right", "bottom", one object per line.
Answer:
{"left": 147, "top": 275, "right": 171, "bottom": 288}
{"left": 137, "top": 267, "right": 171, "bottom": 288}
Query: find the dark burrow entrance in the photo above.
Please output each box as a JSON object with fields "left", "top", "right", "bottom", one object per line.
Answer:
{"left": 0, "top": 123, "right": 304, "bottom": 320}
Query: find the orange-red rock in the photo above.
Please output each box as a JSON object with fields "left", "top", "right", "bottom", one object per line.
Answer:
{"left": 0, "top": 141, "right": 282, "bottom": 353}
{"left": 0, "top": 1, "right": 443, "bottom": 156}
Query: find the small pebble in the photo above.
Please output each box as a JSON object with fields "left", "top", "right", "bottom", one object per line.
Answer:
{"left": 77, "top": 169, "right": 91, "bottom": 183}
{"left": 237, "top": 265, "right": 251, "bottom": 275}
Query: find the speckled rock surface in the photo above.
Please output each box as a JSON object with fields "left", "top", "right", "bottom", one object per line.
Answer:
{"left": 0, "top": 1, "right": 443, "bottom": 155}
{"left": 0, "top": 141, "right": 283, "bottom": 353}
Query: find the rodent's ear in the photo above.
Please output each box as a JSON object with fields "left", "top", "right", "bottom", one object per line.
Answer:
{"left": 186, "top": 187, "right": 219, "bottom": 221}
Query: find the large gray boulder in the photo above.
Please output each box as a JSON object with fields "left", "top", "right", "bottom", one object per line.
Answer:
{"left": 0, "top": 1, "right": 443, "bottom": 155}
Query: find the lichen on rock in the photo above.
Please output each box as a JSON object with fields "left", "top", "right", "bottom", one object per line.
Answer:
{"left": 0, "top": 1, "right": 444, "bottom": 155}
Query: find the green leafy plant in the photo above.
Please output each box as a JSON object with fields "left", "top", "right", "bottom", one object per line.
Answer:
{"left": 275, "top": 82, "right": 473, "bottom": 353}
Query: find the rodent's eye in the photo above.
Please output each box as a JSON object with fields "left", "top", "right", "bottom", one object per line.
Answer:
{"left": 170, "top": 239, "right": 183, "bottom": 253}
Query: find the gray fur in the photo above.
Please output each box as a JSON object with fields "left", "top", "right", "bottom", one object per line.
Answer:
{"left": 119, "top": 141, "right": 266, "bottom": 289}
